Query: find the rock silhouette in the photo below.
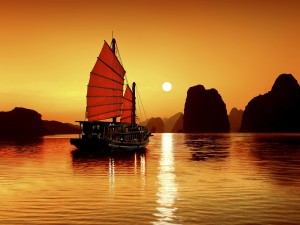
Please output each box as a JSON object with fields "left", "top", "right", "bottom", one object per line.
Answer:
{"left": 0, "top": 107, "right": 47, "bottom": 138}
{"left": 164, "top": 112, "right": 183, "bottom": 132}
{"left": 147, "top": 117, "right": 165, "bottom": 133}
{"left": 240, "top": 74, "right": 300, "bottom": 132}
{"left": 183, "top": 85, "right": 230, "bottom": 133}
{"left": 140, "top": 113, "right": 183, "bottom": 133}
{"left": 43, "top": 120, "right": 80, "bottom": 134}
{"left": 172, "top": 113, "right": 183, "bottom": 133}
{"left": 228, "top": 108, "right": 244, "bottom": 132}
{"left": 0, "top": 107, "right": 80, "bottom": 138}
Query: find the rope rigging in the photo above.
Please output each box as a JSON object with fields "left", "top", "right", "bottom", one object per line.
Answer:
{"left": 110, "top": 36, "right": 148, "bottom": 124}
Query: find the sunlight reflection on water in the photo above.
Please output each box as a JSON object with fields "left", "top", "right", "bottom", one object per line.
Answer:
{"left": 153, "top": 133, "right": 179, "bottom": 225}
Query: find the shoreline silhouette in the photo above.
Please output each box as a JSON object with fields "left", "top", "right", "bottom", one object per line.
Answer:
{"left": 2, "top": 74, "right": 300, "bottom": 136}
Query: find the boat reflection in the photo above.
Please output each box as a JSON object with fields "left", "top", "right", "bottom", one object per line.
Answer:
{"left": 185, "top": 134, "right": 231, "bottom": 161}
{"left": 71, "top": 150, "right": 146, "bottom": 193}
{"left": 106, "top": 151, "right": 146, "bottom": 193}
{"left": 153, "top": 133, "right": 178, "bottom": 224}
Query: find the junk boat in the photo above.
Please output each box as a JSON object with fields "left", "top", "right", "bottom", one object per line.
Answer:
{"left": 70, "top": 38, "right": 151, "bottom": 151}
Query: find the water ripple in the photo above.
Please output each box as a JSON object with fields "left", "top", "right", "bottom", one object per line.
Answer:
{"left": 0, "top": 134, "right": 300, "bottom": 224}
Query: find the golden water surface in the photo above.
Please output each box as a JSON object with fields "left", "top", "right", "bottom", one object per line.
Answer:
{"left": 0, "top": 133, "right": 300, "bottom": 224}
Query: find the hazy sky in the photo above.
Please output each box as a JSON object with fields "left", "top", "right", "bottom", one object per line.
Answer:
{"left": 1, "top": 0, "right": 300, "bottom": 123}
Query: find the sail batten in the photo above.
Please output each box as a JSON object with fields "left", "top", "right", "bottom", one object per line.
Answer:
{"left": 87, "top": 95, "right": 123, "bottom": 98}
{"left": 96, "top": 57, "right": 125, "bottom": 79}
{"left": 98, "top": 41, "right": 125, "bottom": 78}
{"left": 86, "top": 41, "right": 126, "bottom": 121}
{"left": 120, "top": 115, "right": 131, "bottom": 120}
{"left": 87, "top": 96, "right": 121, "bottom": 99}
{"left": 87, "top": 106, "right": 122, "bottom": 116}
{"left": 87, "top": 102, "right": 123, "bottom": 108}
{"left": 86, "top": 110, "right": 122, "bottom": 120}
{"left": 88, "top": 108, "right": 121, "bottom": 115}
{"left": 90, "top": 72, "right": 124, "bottom": 85}
{"left": 88, "top": 85, "right": 123, "bottom": 91}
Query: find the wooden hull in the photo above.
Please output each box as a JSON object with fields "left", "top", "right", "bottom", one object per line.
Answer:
{"left": 70, "top": 138, "right": 109, "bottom": 151}
{"left": 70, "top": 137, "right": 149, "bottom": 152}
{"left": 109, "top": 139, "right": 149, "bottom": 151}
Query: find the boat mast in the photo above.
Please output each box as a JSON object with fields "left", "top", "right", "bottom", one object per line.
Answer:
{"left": 111, "top": 38, "right": 117, "bottom": 123}
{"left": 132, "top": 82, "right": 136, "bottom": 125}
{"left": 111, "top": 38, "right": 116, "bottom": 54}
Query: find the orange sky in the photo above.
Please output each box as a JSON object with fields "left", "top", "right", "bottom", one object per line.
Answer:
{"left": 1, "top": 0, "right": 300, "bottom": 123}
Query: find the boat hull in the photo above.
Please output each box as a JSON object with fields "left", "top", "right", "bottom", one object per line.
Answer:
{"left": 70, "top": 138, "right": 109, "bottom": 151}
{"left": 109, "top": 139, "right": 149, "bottom": 151}
{"left": 70, "top": 137, "right": 149, "bottom": 152}
{"left": 70, "top": 121, "right": 151, "bottom": 152}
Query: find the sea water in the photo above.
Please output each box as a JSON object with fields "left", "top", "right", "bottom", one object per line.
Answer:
{"left": 0, "top": 133, "right": 300, "bottom": 225}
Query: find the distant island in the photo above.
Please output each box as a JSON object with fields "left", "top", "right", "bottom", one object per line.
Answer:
{"left": 145, "top": 74, "right": 300, "bottom": 133}
{"left": 240, "top": 74, "right": 300, "bottom": 132}
{"left": 140, "top": 112, "right": 183, "bottom": 133}
{"left": 3, "top": 74, "right": 300, "bottom": 136}
{"left": 0, "top": 107, "right": 79, "bottom": 139}
{"left": 229, "top": 108, "right": 244, "bottom": 132}
{"left": 183, "top": 85, "right": 230, "bottom": 133}
{"left": 43, "top": 120, "right": 80, "bottom": 135}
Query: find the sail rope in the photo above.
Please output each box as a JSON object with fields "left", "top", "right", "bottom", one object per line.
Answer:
{"left": 110, "top": 39, "right": 129, "bottom": 121}
{"left": 136, "top": 85, "right": 148, "bottom": 123}
{"left": 114, "top": 41, "right": 130, "bottom": 86}
{"left": 136, "top": 94, "right": 142, "bottom": 124}
{"left": 112, "top": 39, "right": 148, "bottom": 124}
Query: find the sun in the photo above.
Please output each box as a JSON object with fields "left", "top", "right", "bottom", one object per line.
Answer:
{"left": 162, "top": 82, "right": 172, "bottom": 92}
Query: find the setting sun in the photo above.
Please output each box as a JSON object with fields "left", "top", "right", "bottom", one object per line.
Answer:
{"left": 162, "top": 82, "right": 172, "bottom": 92}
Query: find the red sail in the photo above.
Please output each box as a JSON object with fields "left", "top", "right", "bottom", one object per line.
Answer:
{"left": 86, "top": 41, "right": 126, "bottom": 121}
{"left": 120, "top": 85, "right": 133, "bottom": 123}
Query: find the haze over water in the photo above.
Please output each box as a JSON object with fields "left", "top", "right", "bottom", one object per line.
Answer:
{"left": 0, "top": 133, "right": 300, "bottom": 224}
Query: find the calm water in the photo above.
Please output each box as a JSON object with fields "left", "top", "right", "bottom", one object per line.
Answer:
{"left": 0, "top": 133, "right": 300, "bottom": 225}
